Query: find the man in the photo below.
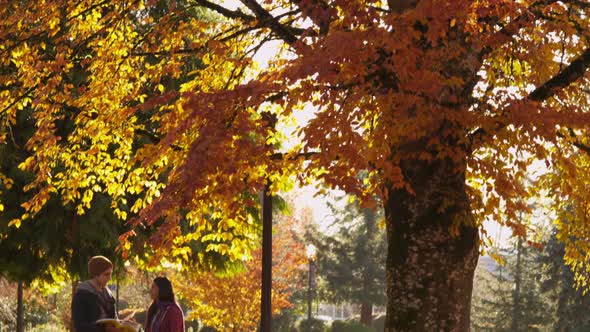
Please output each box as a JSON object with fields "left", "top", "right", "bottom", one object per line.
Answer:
{"left": 72, "top": 256, "right": 118, "bottom": 332}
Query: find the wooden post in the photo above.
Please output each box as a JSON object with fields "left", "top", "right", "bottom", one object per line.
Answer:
{"left": 16, "top": 281, "right": 24, "bottom": 332}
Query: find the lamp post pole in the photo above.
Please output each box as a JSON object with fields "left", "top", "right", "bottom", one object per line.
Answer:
{"left": 308, "top": 258, "right": 312, "bottom": 323}
{"left": 306, "top": 244, "right": 316, "bottom": 331}
{"left": 260, "top": 181, "right": 272, "bottom": 332}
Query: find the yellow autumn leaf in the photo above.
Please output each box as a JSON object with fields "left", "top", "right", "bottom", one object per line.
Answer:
{"left": 8, "top": 219, "right": 21, "bottom": 228}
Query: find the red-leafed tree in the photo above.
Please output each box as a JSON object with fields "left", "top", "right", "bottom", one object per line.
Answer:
{"left": 2, "top": 1, "right": 590, "bottom": 330}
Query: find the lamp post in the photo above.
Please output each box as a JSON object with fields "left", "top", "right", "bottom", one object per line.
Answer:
{"left": 260, "top": 181, "right": 273, "bottom": 332}
{"left": 306, "top": 244, "right": 317, "bottom": 330}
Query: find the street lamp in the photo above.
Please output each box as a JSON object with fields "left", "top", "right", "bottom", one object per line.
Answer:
{"left": 306, "top": 244, "right": 317, "bottom": 329}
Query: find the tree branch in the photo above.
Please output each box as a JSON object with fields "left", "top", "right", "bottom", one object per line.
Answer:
{"left": 528, "top": 47, "right": 590, "bottom": 102}
{"left": 195, "top": 0, "right": 308, "bottom": 43}
{"left": 193, "top": 0, "right": 255, "bottom": 22}
{"left": 469, "top": 47, "right": 590, "bottom": 148}
{"left": 557, "top": 130, "right": 590, "bottom": 155}
{"left": 135, "top": 128, "right": 183, "bottom": 151}
{"left": 292, "top": 0, "right": 332, "bottom": 35}
{"left": 239, "top": 0, "right": 299, "bottom": 45}
{"left": 129, "top": 47, "right": 205, "bottom": 57}
{"left": 66, "top": 0, "right": 112, "bottom": 22}
{"left": 270, "top": 151, "right": 318, "bottom": 161}
{"left": 479, "top": 0, "right": 559, "bottom": 60}
{"left": 0, "top": 85, "right": 38, "bottom": 117}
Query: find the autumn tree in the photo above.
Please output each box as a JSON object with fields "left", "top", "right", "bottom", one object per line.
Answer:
{"left": 538, "top": 157, "right": 590, "bottom": 291}
{"left": 3, "top": 1, "right": 590, "bottom": 330}
{"left": 173, "top": 214, "right": 306, "bottom": 331}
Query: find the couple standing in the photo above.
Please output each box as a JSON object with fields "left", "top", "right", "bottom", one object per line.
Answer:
{"left": 71, "top": 256, "right": 184, "bottom": 332}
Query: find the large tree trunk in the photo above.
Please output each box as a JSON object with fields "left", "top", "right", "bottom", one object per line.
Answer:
{"left": 16, "top": 281, "right": 24, "bottom": 332}
{"left": 383, "top": 157, "right": 479, "bottom": 331}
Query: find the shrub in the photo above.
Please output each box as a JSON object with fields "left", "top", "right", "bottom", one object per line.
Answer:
{"left": 372, "top": 315, "right": 385, "bottom": 331}
{"left": 298, "top": 318, "right": 327, "bottom": 332}
{"left": 28, "top": 321, "right": 67, "bottom": 332}
{"left": 329, "top": 319, "right": 376, "bottom": 332}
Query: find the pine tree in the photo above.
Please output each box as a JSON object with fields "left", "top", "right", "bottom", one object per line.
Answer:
{"left": 508, "top": 238, "right": 550, "bottom": 331}
{"left": 471, "top": 255, "right": 512, "bottom": 331}
{"left": 0, "top": 107, "right": 127, "bottom": 331}
{"left": 538, "top": 230, "right": 590, "bottom": 331}
{"left": 308, "top": 195, "right": 386, "bottom": 326}
{"left": 471, "top": 239, "right": 551, "bottom": 331}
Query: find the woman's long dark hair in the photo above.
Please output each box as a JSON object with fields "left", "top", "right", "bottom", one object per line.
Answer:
{"left": 153, "top": 277, "right": 175, "bottom": 302}
{"left": 146, "top": 277, "right": 176, "bottom": 328}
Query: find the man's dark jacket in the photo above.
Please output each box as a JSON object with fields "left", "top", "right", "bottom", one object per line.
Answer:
{"left": 71, "top": 281, "right": 117, "bottom": 332}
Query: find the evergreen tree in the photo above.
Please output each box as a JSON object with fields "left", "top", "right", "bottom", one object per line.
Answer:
{"left": 471, "top": 239, "right": 550, "bottom": 331}
{"left": 0, "top": 107, "right": 127, "bottom": 331}
{"left": 538, "top": 230, "right": 590, "bottom": 331}
{"left": 0, "top": 109, "right": 70, "bottom": 332}
{"left": 471, "top": 256, "right": 512, "bottom": 331}
{"left": 507, "top": 238, "right": 550, "bottom": 331}
{"left": 308, "top": 196, "right": 386, "bottom": 326}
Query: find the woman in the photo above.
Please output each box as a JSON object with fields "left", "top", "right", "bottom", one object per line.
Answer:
{"left": 144, "top": 277, "right": 185, "bottom": 332}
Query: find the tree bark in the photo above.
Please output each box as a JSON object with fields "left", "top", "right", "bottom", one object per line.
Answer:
{"left": 16, "top": 281, "right": 24, "bottom": 332}
{"left": 70, "top": 280, "right": 78, "bottom": 332}
{"left": 360, "top": 302, "right": 373, "bottom": 327}
{"left": 383, "top": 157, "right": 479, "bottom": 331}
{"left": 116, "top": 275, "right": 120, "bottom": 310}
